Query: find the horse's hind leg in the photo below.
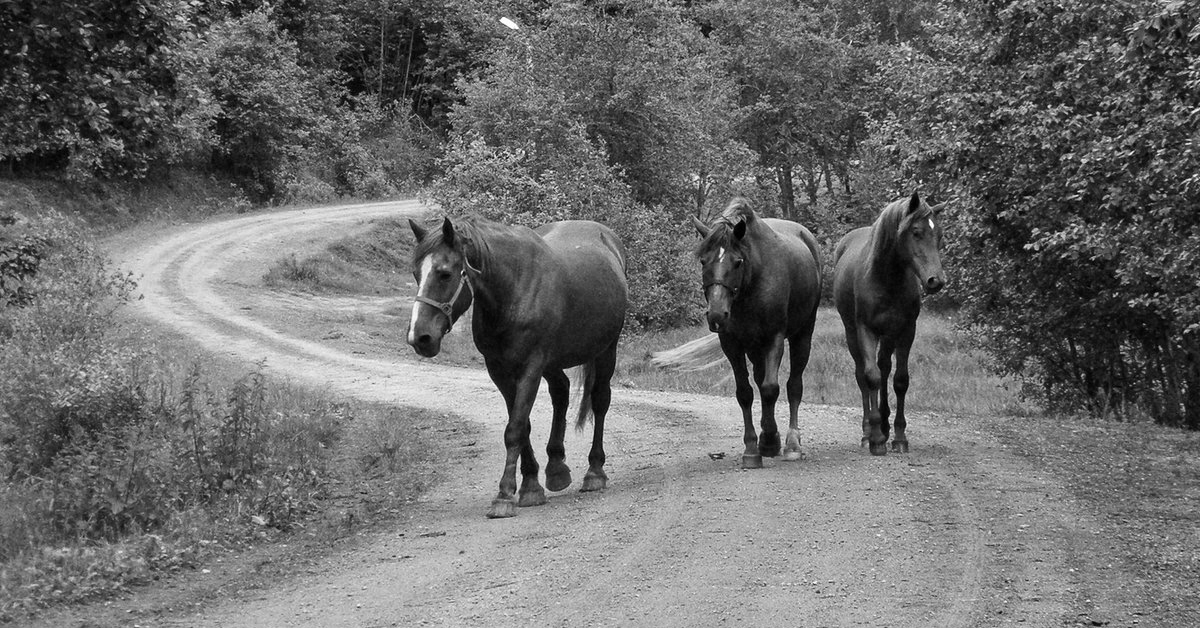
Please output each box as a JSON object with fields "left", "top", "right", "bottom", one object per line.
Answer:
{"left": 856, "top": 327, "right": 888, "bottom": 455}
{"left": 582, "top": 344, "right": 618, "bottom": 492}
{"left": 543, "top": 369, "right": 572, "bottom": 492}
{"left": 783, "top": 324, "right": 815, "bottom": 461}
{"left": 843, "top": 322, "right": 873, "bottom": 448}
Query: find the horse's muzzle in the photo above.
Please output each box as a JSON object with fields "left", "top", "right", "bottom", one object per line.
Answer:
{"left": 409, "top": 333, "right": 442, "bottom": 358}
{"left": 707, "top": 311, "right": 730, "bottom": 333}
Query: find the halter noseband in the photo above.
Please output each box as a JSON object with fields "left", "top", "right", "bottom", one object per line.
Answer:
{"left": 703, "top": 280, "right": 740, "bottom": 298}
{"left": 414, "top": 268, "right": 472, "bottom": 327}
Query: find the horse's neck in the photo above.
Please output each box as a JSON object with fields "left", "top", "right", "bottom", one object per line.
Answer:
{"left": 467, "top": 225, "right": 544, "bottom": 314}
{"left": 865, "top": 227, "right": 909, "bottom": 287}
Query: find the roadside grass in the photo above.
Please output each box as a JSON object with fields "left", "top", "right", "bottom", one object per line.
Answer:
{"left": 0, "top": 324, "right": 462, "bottom": 621}
{"left": 0, "top": 209, "right": 465, "bottom": 622}
{"left": 617, "top": 307, "right": 1038, "bottom": 418}
{"left": 262, "top": 217, "right": 413, "bottom": 296}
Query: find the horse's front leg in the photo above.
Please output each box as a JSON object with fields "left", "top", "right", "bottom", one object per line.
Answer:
{"left": 543, "top": 369, "right": 572, "bottom": 492}
{"left": 876, "top": 337, "right": 895, "bottom": 444}
{"left": 750, "top": 336, "right": 785, "bottom": 459}
{"left": 891, "top": 337, "right": 914, "bottom": 453}
{"left": 720, "top": 336, "right": 759, "bottom": 469}
{"left": 857, "top": 326, "right": 888, "bottom": 456}
{"left": 487, "top": 367, "right": 546, "bottom": 519}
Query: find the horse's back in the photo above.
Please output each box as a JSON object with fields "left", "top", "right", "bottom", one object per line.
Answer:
{"left": 759, "top": 218, "right": 822, "bottom": 331}
{"left": 763, "top": 218, "right": 822, "bottom": 273}
{"left": 536, "top": 220, "right": 626, "bottom": 276}
{"left": 533, "top": 220, "right": 628, "bottom": 360}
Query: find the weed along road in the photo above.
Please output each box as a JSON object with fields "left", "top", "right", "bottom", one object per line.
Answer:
{"left": 108, "top": 200, "right": 1102, "bottom": 627}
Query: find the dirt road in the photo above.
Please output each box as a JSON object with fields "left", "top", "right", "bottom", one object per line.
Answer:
{"left": 104, "top": 201, "right": 1100, "bottom": 627}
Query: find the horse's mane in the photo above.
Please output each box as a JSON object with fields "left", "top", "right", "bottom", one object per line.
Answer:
{"left": 695, "top": 197, "right": 758, "bottom": 256}
{"left": 871, "top": 195, "right": 934, "bottom": 260}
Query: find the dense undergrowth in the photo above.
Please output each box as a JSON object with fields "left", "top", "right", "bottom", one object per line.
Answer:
{"left": 0, "top": 185, "right": 449, "bottom": 621}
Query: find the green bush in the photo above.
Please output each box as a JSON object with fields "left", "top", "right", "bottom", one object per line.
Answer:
{"left": 897, "top": 3, "right": 1200, "bottom": 427}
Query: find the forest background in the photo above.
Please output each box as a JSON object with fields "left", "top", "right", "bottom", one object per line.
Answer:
{"left": 2, "top": 0, "right": 1200, "bottom": 615}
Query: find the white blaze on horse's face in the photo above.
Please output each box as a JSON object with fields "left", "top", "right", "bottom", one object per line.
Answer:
{"left": 407, "top": 255, "right": 435, "bottom": 345}
{"left": 718, "top": 247, "right": 726, "bottom": 263}
{"left": 928, "top": 218, "right": 936, "bottom": 232}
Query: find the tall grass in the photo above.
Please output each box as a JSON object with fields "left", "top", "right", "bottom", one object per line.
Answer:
{"left": 0, "top": 213, "right": 454, "bottom": 621}
{"left": 617, "top": 307, "right": 1037, "bottom": 417}
{"left": 263, "top": 217, "right": 413, "bottom": 295}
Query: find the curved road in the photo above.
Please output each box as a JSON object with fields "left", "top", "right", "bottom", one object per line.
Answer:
{"left": 104, "top": 200, "right": 1092, "bottom": 627}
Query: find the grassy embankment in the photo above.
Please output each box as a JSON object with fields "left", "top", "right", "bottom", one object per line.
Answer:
{"left": 0, "top": 181, "right": 463, "bottom": 621}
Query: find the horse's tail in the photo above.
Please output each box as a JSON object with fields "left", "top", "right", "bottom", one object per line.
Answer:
{"left": 574, "top": 361, "right": 597, "bottom": 431}
{"left": 650, "top": 334, "right": 726, "bottom": 371}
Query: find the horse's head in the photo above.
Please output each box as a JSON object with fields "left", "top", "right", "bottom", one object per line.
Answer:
{"left": 407, "top": 217, "right": 476, "bottom": 358}
{"left": 895, "top": 191, "right": 946, "bottom": 295}
{"left": 693, "top": 213, "right": 750, "bottom": 333}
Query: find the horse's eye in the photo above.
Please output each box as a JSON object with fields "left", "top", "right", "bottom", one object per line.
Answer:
{"left": 437, "top": 270, "right": 452, "bottom": 281}
{"left": 734, "top": 258, "right": 744, "bottom": 268}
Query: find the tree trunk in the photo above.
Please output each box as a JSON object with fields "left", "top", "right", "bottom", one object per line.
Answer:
{"left": 776, "top": 163, "right": 795, "bottom": 219}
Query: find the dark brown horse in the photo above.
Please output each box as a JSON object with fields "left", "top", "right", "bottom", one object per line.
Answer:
{"left": 832, "top": 191, "right": 945, "bottom": 455}
{"left": 407, "top": 217, "right": 628, "bottom": 518}
{"left": 653, "top": 198, "right": 822, "bottom": 468}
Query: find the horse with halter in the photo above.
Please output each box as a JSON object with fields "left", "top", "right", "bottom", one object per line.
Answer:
{"left": 407, "top": 216, "right": 628, "bottom": 518}
{"left": 653, "top": 198, "right": 822, "bottom": 468}
{"left": 832, "top": 191, "right": 945, "bottom": 455}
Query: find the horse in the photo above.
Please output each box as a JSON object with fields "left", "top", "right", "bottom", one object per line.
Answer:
{"left": 407, "top": 216, "right": 628, "bottom": 518}
{"left": 832, "top": 190, "right": 945, "bottom": 456}
{"left": 652, "top": 198, "right": 822, "bottom": 468}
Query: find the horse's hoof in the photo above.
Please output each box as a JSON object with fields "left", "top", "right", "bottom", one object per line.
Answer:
{"left": 518, "top": 486, "right": 547, "bottom": 507}
{"left": 742, "top": 454, "right": 763, "bottom": 469}
{"left": 581, "top": 470, "right": 607, "bottom": 492}
{"left": 545, "top": 461, "right": 572, "bottom": 492}
{"left": 782, "top": 449, "right": 802, "bottom": 461}
{"left": 486, "top": 498, "right": 517, "bottom": 518}
{"left": 868, "top": 442, "right": 888, "bottom": 456}
{"left": 891, "top": 440, "right": 909, "bottom": 453}
{"left": 759, "top": 433, "right": 781, "bottom": 458}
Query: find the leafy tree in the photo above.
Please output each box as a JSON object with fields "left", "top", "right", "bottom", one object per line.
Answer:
{"left": 904, "top": 1, "right": 1200, "bottom": 427}
{"left": 696, "top": 0, "right": 870, "bottom": 220}
{"left": 0, "top": 0, "right": 195, "bottom": 179}
{"left": 434, "top": 0, "right": 747, "bottom": 327}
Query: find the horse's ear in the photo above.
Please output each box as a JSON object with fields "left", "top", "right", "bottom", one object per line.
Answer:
{"left": 441, "top": 217, "right": 456, "bottom": 246}
{"left": 409, "top": 219, "right": 427, "bottom": 243}
{"left": 733, "top": 219, "right": 747, "bottom": 241}
{"left": 692, "top": 215, "right": 711, "bottom": 238}
{"left": 930, "top": 202, "right": 945, "bottom": 215}
{"left": 907, "top": 190, "right": 922, "bottom": 215}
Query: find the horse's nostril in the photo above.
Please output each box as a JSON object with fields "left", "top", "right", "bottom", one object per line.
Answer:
{"left": 926, "top": 277, "right": 945, "bottom": 293}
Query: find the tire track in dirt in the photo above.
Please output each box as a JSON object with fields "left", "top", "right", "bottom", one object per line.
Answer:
{"left": 98, "top": 200, "right": 1092, "bottom": 628}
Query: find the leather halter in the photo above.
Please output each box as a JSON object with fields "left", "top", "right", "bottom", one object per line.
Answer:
{"left": 703, "top": 280, "right": 740, "bottom": 298}
{"left": 414, "top": 268, "right": 472, "bottom": 327}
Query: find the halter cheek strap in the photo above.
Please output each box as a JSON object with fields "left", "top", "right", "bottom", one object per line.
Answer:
{"left": 414, "top": 270, "right": 472, "bottom": 327}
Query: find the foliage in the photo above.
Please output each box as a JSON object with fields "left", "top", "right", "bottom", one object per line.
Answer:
{"left": 898, "top": 1, "right": 1200, "bottom": 427}
{"left": 432, "top": 0, "right": 754, "bottom": 328}
{"left": 0, "top": 0, "right": 196, "bottom": 179}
